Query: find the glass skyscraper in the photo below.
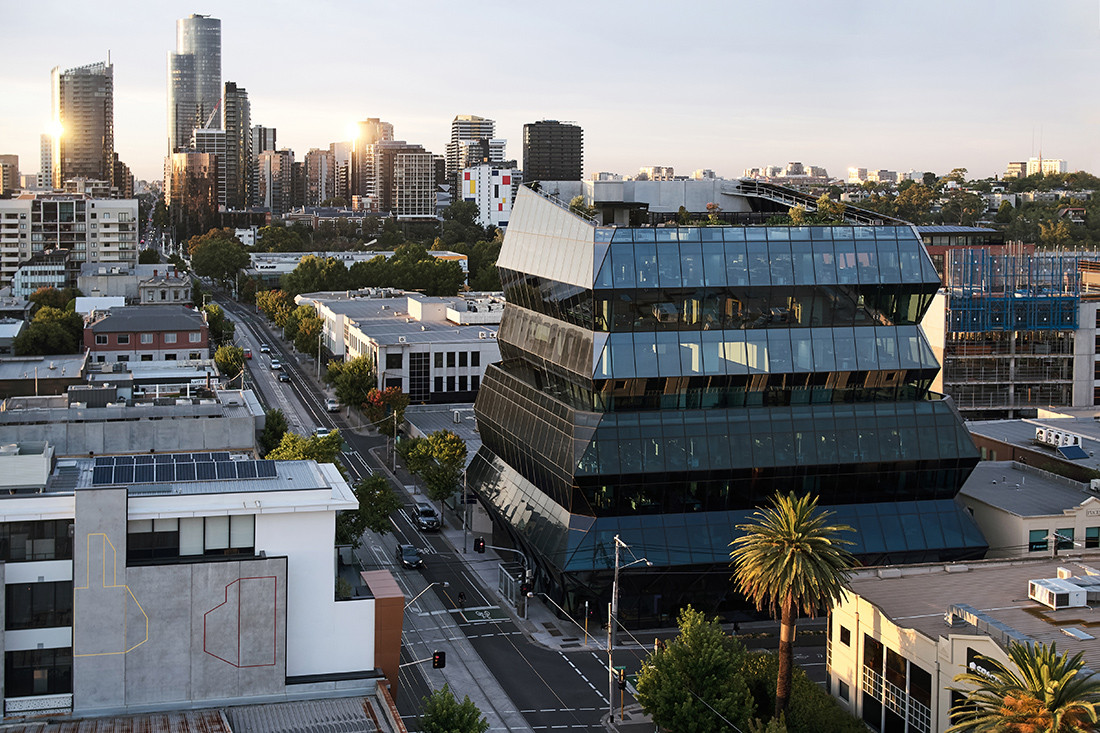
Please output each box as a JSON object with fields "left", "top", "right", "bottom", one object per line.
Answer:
{"left": 168, "top": 14, "right": 221, "bottom": 154}
{"left": 468, "top": 186, "right": 986, "bottom": 621}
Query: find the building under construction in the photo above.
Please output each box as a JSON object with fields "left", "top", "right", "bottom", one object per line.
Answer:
{"left": 927, "top": 248, "right": 1100, "bottom": 419}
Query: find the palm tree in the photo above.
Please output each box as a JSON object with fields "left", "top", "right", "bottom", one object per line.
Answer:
{"left": 730, "top": 492, "right": 855, "bottom": 718}
{"left": 948, "top": 641, "right": 1100, "bottom": 732}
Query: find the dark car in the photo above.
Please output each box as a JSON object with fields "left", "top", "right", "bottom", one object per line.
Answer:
{"left": 395, "top": 544, "right": 423, "bottom": 569}
{"left": 278, "top": 372, "right": 291, "bottom": 383}
{"left": 414, "top": 501, "right": 441, "bottom": 531}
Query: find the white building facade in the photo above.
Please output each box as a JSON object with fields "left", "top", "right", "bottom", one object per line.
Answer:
{"left": 461, "top": 164, "right": 515, "bottom": 228}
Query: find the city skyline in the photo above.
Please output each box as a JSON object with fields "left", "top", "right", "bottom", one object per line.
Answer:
{"left": 3, "top": 0, "right": 1098, "bottom": 184}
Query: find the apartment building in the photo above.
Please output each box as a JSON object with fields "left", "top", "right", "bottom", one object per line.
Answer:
{"left": 0, "top": 445, "right": 396, "bottom": 718}
{"left": 0, "top": 195, "right": 138, "bottom": 288}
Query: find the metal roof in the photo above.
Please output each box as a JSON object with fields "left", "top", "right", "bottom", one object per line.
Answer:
{"left": 14, "top": 709, "right": 229, "bottom": 732}
{"left": 968, "top": 418, "right": 1100, "bottom": 467}
{"left": 223, "top": 697, "right": 378, "bottom": 733}
{"left": 847, "top": 553, "right": 1100, "bottom": 662}
{"left": 959, "top": 461, "right": 1092, "bottom": 516}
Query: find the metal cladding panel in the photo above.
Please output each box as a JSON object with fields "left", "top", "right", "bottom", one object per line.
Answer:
{"left": 496, "top": 304, "right": 594, "bottom": 382}
{"left": 498, "top": 187, "right": 596, "bottom": 289}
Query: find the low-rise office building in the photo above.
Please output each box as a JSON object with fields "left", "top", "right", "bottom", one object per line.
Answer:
{"left": 12, "top": 250, "right": 69, "bottom": 298}
{"left": 957, "top": 460, "right": 1100, "bottom": 558}
{"left": 0, "top": 445, "right": 400, "bottom": 718}
{"left": 828, "top": 555, "right": 1100, "bottom": 733}
{"left": 85, "top": 305, "right": 208, "bottom": 363}
{"left": 298, "top": 290, "right": 502, "bottom": 404}
{"left": 0, "top": 387, "right": 261, "bottom": 455}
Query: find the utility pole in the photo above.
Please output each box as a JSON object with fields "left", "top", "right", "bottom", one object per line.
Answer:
{"left": 608, "top": 534, "right": 622, "bottom": 719}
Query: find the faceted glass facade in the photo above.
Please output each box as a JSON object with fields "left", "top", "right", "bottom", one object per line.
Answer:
{"left": 470, "top": 188, "right": 984, "bottom": 619}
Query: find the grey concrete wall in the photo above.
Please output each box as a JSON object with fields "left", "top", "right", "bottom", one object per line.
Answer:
{"left": 71, "top": 487, "right": 287, "bottom": 715}
{"left": 0, "top": 415, "right": 256, "bottom": 456}
{"left": 72, "top": 487, "right": 129, "bottom": 711}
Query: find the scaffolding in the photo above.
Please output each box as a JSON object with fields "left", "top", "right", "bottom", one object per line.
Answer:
{"left": 946, "top": 249, "right": 1080, "bottom": 332}
{"left": 943, "top": 249, "right": 1084, "bottom": 419}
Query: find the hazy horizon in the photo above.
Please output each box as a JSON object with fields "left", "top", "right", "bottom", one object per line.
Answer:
{"left": 3, "top": 0, "right": 1098, "bottom": 184}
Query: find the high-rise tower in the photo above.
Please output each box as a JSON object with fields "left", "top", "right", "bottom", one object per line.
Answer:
{"left": 167, "top": 14, "right": 221, "bottom": 154}
{"left": 223, "top": 82, "right": 251, "bottom": 209}
{"left": 445, "top": 115, "right": 501, "bottom": 184}
{"left": 521, "top": 120, "right": 583, "bottom": 182}
{"left": 51, "top": 61, "right": 114, "bottom": 187}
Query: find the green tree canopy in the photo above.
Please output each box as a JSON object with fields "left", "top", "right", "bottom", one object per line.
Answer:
{"left": 731, "top": 493, "right": 856, "bottom": 717}
{"left": 255, "top": 225, "right": 306, "bottom": 252}
{"left": 138, "top": 249, "right": 161, "bottom": 264}
{"left": 29, "top": 287, "right": 81, "bottom": 312}
{"left": 14, "top": 306, "right": 86, "bottom": 355}
{"left": 325, "top": 356, "right": 376, "bottom": 409}
{"left": 281, "top": 255, "right": 350, "bottom": 297}
{"left": 282, "top": 303, "right": 317, "bottom": 345}
{"left": 259, "top": 409, "right": 289, "bottom": 454}
{"left": 214, "top": 344, "right": 244, "bottom": 384}
{"left": 948, "top": 641, "right": 1100, "bottom": 733}
{"left": 335, "top": 474, "right": 403, "bottom": 547}
{"left": 202, "top": 303, "right": 235, "bottom": 346}
{"left": 409, "top": 430, "right": 467, "bottom": 506}
{"left": 939, "top": 190, "right": 985, "bottom": 226}
{"left": 256, "top": 289, "right": 292, "bottom": 326}
{"left": 635, "top": 605, "right": 754, "bottom": 732}
{"left": 188, "top": 229, "right": 250, "bottom": 289}
{"left": 264, "top": 429, "right": 343, "bottom": 466}
{"left": 418, "top": 683, "right": 489, "bottom": 733}
{"left": 294, "top": 313, "right": 323, "bottom": 356}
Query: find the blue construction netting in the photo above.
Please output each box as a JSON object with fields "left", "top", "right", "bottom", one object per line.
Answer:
{"left": 946, "top": 249, "right": 1081, "bottom": 332}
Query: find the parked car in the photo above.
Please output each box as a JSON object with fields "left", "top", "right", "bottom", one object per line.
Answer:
{"left": 259, "top": 343, "right": 270, "bottom": 353}
{"left": 395, "top": 544, "right": 423, "bottom": 569}
{"left": 270, "top": 359, "right": 282, "bottom": 370}
{"left": 325, "top": 398, "right": 339, "bottom": 413}
{"left": 414, "top": 501, "right": 441, "bottom": 531}
{"left": 278, "top": 372, "right": 291, "bottom": 383}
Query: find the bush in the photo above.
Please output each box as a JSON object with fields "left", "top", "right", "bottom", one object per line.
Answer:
{"left": 740, "top": 652, "right": 864, "bottom": 733}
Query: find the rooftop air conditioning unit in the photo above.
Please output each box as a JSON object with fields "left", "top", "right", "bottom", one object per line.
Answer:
{"left": 479, "top": 332, "right": 486, "bottom": 339}
{"left": 489, "top": 332, "right": 497, "bottom": 338}
{"left": 453, "top": 410, "right": 461, "bottom": 424}
{"left": 398, "top": 336, "right": 407, "bottom": 343}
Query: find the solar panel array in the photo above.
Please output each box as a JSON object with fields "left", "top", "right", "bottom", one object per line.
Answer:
{"left": 90, "top": 453, "right": 277, "bottom": 486}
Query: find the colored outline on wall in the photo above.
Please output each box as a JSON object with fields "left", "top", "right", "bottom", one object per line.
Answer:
{"left": 203, "top": 576, "right": 278, "bottom": 668}
{"left": 73, "top": 532, "right": 150, "bottom": 657}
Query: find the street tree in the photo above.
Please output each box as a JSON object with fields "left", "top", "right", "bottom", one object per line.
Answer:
{"left": 731, "top": 493, "right": 856, "bottom": 718}
{"left": 259, "top": 409, "right": 289, "bottom": 454}
{"left": 264, "top": 430, "right": 343, "bottom": 466}
{"left": 138, "top": 249, "right": 161, "bottom": 264}
{"left": 325, "top": 356, "right": 376, "bottom": 409}
{"left": 419, "top": 684, "right": 489, "bottom": 733}
{"left": 13, "top": 320, "right": 79, "bottom": 356}
{"left": 363, "top": 387, "right": 409, "bottom": 437}
{"left": 940, "top": 190, "right": 985, "bottom": 227}
{"left": 409, "top": 430, "right": 467, "bottom": 509}
{"left": 814, "top": 194, "right": 847, "bottom": 223}
{"left": 214, "top": 345, "right": 244, "bottom": 384}
{"left": 635, "top": 605, "right": 755, "bottom": 732}
{"left": 189, "top": 229, "right": 249, "bottom": 289}
{"left": 894, "top": 183, "right": 934, "bottom": 223}
{"left": 293, "top": 313, "right": 323, "bottom": 356}
{"left": 948, "top": 641, "right": 1100, "bottom": 732}
{"left": 335, "top": 474, "right": 403, "bottom": 548}
{"left": 203, "top": 303, "right": 235, "bottom": 345}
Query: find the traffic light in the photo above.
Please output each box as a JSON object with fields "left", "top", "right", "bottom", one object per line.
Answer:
{"left": 520, "top": 581, "right": 531, "bottom": 595}
{"left": 432, "top": 650, "right": 446, "bottom": 669}
{"left": 617, "top": 666, "right": 626, "bottom": 690}
{"left": 473, "top": 537, "right": 485, "bottom": 553}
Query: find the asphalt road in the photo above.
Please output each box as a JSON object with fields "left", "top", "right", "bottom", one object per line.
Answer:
{"left": 217, "top": 294, "right": 826, "bottom": 732}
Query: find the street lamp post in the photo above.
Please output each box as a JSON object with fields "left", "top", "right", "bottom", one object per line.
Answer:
{"left": 607, "top": 535, "right": 650, "bottom": 720}
{"left": 316, "top": 327, "right": 325, "bottom": 380}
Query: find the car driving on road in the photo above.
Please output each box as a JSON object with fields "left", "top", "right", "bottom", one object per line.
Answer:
{"left": 259, "top": 343, "right": 270, "bottom": 353}
{"left": 414, "top": 501, "right": 441, "bottom": 531}
{"left": 278, "top": 372, "right": 291, "bottom": 383}
{"left": 395, "top": 544, "right": 423, "bottom": 569}
{"left": 270, "top": 359, "right": 282, "bottom": 370}
{"left": 325, "top": 398, "right": 339, "bottom": 412}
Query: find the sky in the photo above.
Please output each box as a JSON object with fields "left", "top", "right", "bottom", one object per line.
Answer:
{"left": 3, "top": 0, "right": 1098, "bottom": 183}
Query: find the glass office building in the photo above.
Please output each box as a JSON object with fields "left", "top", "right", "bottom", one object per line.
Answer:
{"left": 468, "top": 186, "right": 985, "bottom": 621}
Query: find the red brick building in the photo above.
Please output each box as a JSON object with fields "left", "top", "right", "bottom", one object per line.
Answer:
{"left": 85, "top": 305, "right": 208, "bottom": 363}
